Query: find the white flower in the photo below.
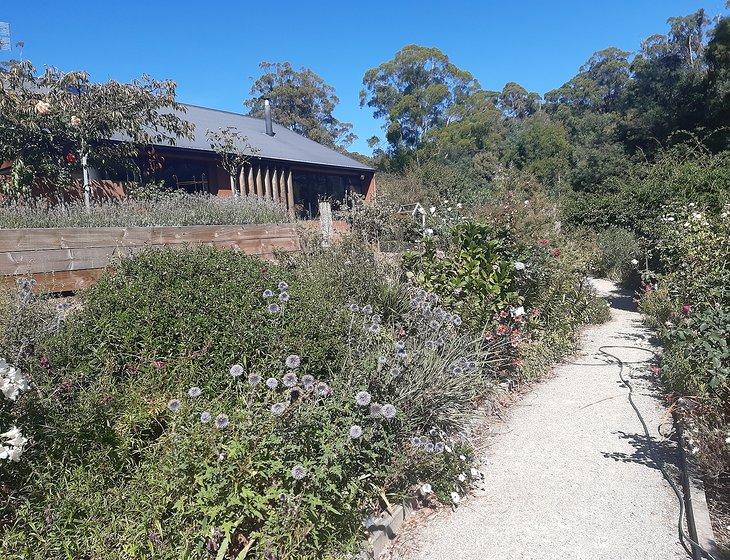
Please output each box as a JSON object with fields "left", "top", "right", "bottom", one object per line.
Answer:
{"left": 70, "top": 115, "right": 81, "bottom": 126}
{"left": 0, "top": 358, "right": 30, "bottom": 401}
{"left": 459, "top": 454, "right": 466, "bottom": 461}
{"left": 425, "top": 228, "right": 434, "bottom": 236}
{"left": 470, "top": 467, "right": 480, "bottom": 477}
{"left": 458, "top": 473, "right": 466, "bottom": 482}
{"left": 229, "top": 364, "right": 244, "bottom": 377}
{"left": 429, "top": 206, "right": 436, "bottom": 214}
{"left": 420, "top": 483, "right": 433, "bottom": 495}
{"left": 34, "top": 100, "right": 51, "bottom": 114}
{"left": 0, "top": 426, "right": 27, "bottom": 462}
{"left": 631, "top": 259, "right": 639, "bottom": 266}
{"left": 514, "top": 261, "right": 526, "bottom": 271}
{"left": 456, "top": 203, "right": 462, "bottom": 209}
{"left": 450, "top": 491, "right": 461, "bottom": 504}
{"left": 510, "top": 306, "right": 526, "bottom": 318}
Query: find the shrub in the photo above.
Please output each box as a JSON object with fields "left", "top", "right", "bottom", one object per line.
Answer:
{"left": 0, "top": 192, "right": 289, "bottom": 228}
{"left": 594, "top": 227, "right": 641, "bottom": 284}
{"left": 0, "top": 243, "right": 503, "bottom": 559}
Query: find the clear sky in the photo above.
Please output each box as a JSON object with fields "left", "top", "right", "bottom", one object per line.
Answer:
{"left": 2, "top": 1, "right": 727, "bottom": 154}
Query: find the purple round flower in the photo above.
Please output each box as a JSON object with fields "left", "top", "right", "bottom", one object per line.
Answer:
{"left": 434, "top": 442, "right": 445, "bottom": 453}
{"left": 263, "top": 289, "right": 274, "bottom": 298}
{"left": 380, "top": 404, "right": 396, "bottom": 419}
{"left": 424, "top": 340, "right": 436, "bottom": 351}
{"left": 348, "top": 303, "right": 360, "bottom": 312}
{"left": 389, "top": 366, "right": 402, "bottom": 378}
{"left": 188, "top": 386, "right": 202, "bottom": 398}
{"left": 410, "top": 436, "right": 422, "bottom": 446}
{"left": 285, "top": 355, "right": 301, "bottom": 369}
{"left": 267, "top": 303, "right": 281, "bottom": 314}
{"left": 278, "top": 281, "right": 289, "bottom": 291}
{"left": 369, "top": 403, "right": 382, "bottom": 417}
{"left": 349, "top": 425, "right": 363, "bottom": 439}
{"left": 429, "top": 320, "right": 441, "bottom": 330}
{"left": 355, "top": 390, "right": 372, "bottom": 406}
{"left": 266, "top": 377, "right": 279, "bottom": 389}
{"left": 452, "top": 314, "right": 462, "bottom": 326}
{"left": 291, "top": 464, "right": 307, "bottom": 480}
{"left": 271, "top": 402, "right": 287, "bottom": 416}
{"left": 230, "top": 364, "right": 244, "bottom": 377}
{"left": 279, "top": 292, "right": 290, "bottom": 303}
{"left": 368, "top": 323, "right": 380, "bottom": 334}
{"left": 215, "top": 413, "right": 229, "bottom": 429}
{"left": 200, "top": 411, "right": 212, "bottom": 423}
{"left": 167, "top": 399, "right": 181, "bottom": 413}
{"left": 248, "top": 373, "right": 262, "bottom": 386}
{"left": 362, "top": 304, "right": 373, "bottom": 314}
{"left": 282, "top": 372, "right": 298, "bottom": 388}
{"left": 371, "top": 314, "right": 382, "bottom": 324}
{"left": 301, "top": 374, "right": 315, "bottom": 390}
{"left": 425, "top": 442, "right": 435, "bottom": 453}
{"left": 315, "top": 381, "right": 330, "bottom": 396}
{"left": 451, "top": 365, "right": 464, "bottom": 375}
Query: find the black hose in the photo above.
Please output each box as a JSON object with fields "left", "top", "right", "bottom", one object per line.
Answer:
{"left": 586, "top": 345, "right": 718, "bottom": 560}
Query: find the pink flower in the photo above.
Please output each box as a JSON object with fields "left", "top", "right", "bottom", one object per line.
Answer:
{"left": 538, "top": 239, "right": 550, "bottom": 247}
{"left": 681, "top": 304, "right": 691, "bottom": 315}
{"left": 65, "top": 152, "right": 77, "bottom": 163}
{"left": 35, "top": 100, "right": 51, "bottom": 114}
{"left": 70, "top": 115, "right": 81, "bottom": 126}
{"left": 435, "top": 249, "right": 445, "bottom": 260}
{"left": 152, "top": 360, "right": 165, "bottom": 369}
{"left": 552, "top": 248, "right": 561, "bottom": 258}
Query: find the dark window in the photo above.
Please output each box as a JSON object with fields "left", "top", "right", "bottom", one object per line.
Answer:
{"left": 292, "top": 172, "right": 363, "bottom": 217}
{"left": 156, "top": 157, "right": 211, "bottom": 194}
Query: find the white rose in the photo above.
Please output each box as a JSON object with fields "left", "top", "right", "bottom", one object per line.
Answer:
{"left": 631, "top": 259, "right": 639, "bottom": 266}
{"left": 34, "top": 100, "right": 51, "bottom": 114}
{"left": 70, "top": 115, "right": 81, "bottom": 126}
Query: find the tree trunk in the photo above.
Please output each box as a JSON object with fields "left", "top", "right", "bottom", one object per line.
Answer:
{"left": 81, "top": 152, "right": 91, "bottom": 210}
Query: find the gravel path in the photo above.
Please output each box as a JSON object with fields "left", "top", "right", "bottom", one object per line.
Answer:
{"left": 396, "top": 279, "right": 688, "bottom": 560}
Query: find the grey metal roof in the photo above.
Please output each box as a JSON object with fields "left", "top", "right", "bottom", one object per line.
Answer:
{"left": 149, "top": 104, "right": 373, "bottom": 172}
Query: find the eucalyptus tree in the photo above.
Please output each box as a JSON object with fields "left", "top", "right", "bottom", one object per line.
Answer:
{"left": 245, "top": 62, "right": 356, "bottom": 149}
{"left": 360, "top": 45, "right": 479, "bottom": 155}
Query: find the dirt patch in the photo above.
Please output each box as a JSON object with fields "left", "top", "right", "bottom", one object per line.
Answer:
{"left": 705, "top": 473, "right": 730, "bottom": 559}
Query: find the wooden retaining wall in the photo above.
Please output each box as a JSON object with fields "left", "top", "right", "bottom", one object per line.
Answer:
{"left": 0, "top": 222, "right": 337, "bottom": 293}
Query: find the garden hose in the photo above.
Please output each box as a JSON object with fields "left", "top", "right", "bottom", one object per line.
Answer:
{"left": 567, "top": 345, "right": 718, "bottom": 560}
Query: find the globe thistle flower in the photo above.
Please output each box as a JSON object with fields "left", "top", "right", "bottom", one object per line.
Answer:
{"left": 285, "top": 354, "right": 301, "bottom": 369}
{"left": 267, "top": 303, "right": 281, "bottom": 314}
{"left": 434, "top": 307, "right": 447, "bottom": 322}
{"left": 434, "top": 442, "right": 445, "bottom": 453}
{"left": 263, "top": 289, "right": 274, "bottom": 298}
{"left": 362, "top": 304, "right": 373, "bottom": 314}
{"left": 200, "top": 411, "right": 212, "bottom": 424}
{"left": 265, "top": 377, "right": 279, "bottom": 389}
{"left": 230, "top": 364, "right": 244, "bottom": 377}
{"left": 278, "top": 281, "right": 289, "bottom": 291}
{"left": 291, "top": 464, "right": 307, "bottom": 480}
{"left": 348, "top": 303, "right": 360, "bottom": 313}
{"left": 271, "top": 402, "right": 287, "bottom": 416}
{"left": 278, "top": 292, "right": 290, "bottom": 303}
{"left": 188, "top": 386, "right": 202, "bottom": 398}
{"left": 215, "top": 413, "right": 229, "bottom": 429}
{"left": 248, "top": 373, "right": 262, "bottom": 386}
{"left": 452, "top": 315, "right": 462, "bottom": 326}
{"left": 425, "top": 442, "right": 435, "bottom": 453}
{"left": 429, "top": 320, "right": 441, "bottom": 330}
{"left": 167, "top": 399, "right": 181, "bottom": 413}
{"left": 380, "top": 404, "right": 396, "bottom": 420}
{"left": 301, "top": 374, "right": 315, "bottom": 390}
{"left": 450, "top": 491, "right": 461, "bottom": 505}
{"left": 282, "top": 372, "right": 298, "bottom": 388}
{"left": 349, "top": 425, "right": 363, "bottom": 439}
{"left": 377, "top": 355, "right": 387, "bottom": 366}
{"left": 389, "top": 366, "right": 402, "bottom": 378}
{"left": 368, "top": 323, "right": 380, "bottom": 334}
{"left": 371, "top": 314, "right": 382, "bottom": 324}
{"left": 394, "top": 340, "right": 406, "bottom": 351}
{"left": 315, "top": 381, "right": 330, "bottom": 396}
{"left": 355, "top": 390, "right": 372, "bottom": 406}
{"left": 451, "top": 365, "right": 464, "bottom": 375}
{"left": 514, "top": 261, "right": 526, "bottom": 271}
{"left": 424, "top": 340, "right": 436, "bottom": 351}
{"left": 434, "top": 337, "right": 445, "bottom": 347}
{"left": 410, "top": 436, "right": 422, "bottom": 446}
{"left": 396, "top": 348, "right": 407, "bottom": 359}
{"left": 369, "top": 403, "right": 382, "bottom": 417}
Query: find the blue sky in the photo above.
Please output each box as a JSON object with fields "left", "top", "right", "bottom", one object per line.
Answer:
{"left": 2, "top": 1, "right": 727, "bottom": 154}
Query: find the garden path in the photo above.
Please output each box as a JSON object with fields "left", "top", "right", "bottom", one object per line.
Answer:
{"left": 394, "top": 279, "right": 688, "bottom": 560}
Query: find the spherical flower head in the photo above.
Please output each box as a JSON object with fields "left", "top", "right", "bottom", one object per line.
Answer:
{"left": 451, "top": 365, "right": 464, "bottom": 375}
{"left": 263, "top": 289, "right": 274, "bottom": 298}
{"left": 394, "top": 340, "right": 406, "bottom": 351}
{"left": 215, "top": 413, "right": 229, "bottom": 429}
{"left": 230, "top": 364, "right": 244, "bottom": 377}
{"left": 285, "top": 354, "right": 301, "bottom": 369}
{"left": 377, "top": 355, "right": 387, "bottom": 366}
{"left": 248, "top": 373, "right": 262, "bottom": 386}
{"left": 167, "top": 399, "right": 181, "bottom": 413}
{"left": 425, "top": 442, "right": 435, "bottom": 453}
{"left": 371, "top": 314, "right": 382, "bottom": 324}
{"left": 362, "top": 304, "right": 373, "bottom": 314}
{"left": 410, "top": 436, "right": 422, "bottom": 447}
{"left": 291, "top": 464, "right": 307, "bottom": 480}
{"left": 681, "top": 304, "right": 692, "bottom": 315}
{"left": 315, "top": 381, "right": 330, "bottom": 396}
{"left": 35, "top": 100, "right": 51, "bottom": 114}
{"left": 380, "top": 404, "right": 396, "bottom": 420}
{"left": 349, "top": 425, "right": 363, "bottom": 439}
{"left": 389, "top": 366, "right": 402, "bottom": 378}
{"left": 278, "top": 292, "right": 290, "bottom": 303}
{"left": 368, "top": 323, "right": 380, "bottom": 334}
{"left": 355, "top": 390, "right": 372, "bottom": 406}
{"left": 434, "top": 442, "right": 445, "bottom": 453}
{"left": 458, "top": 473, "right": 466, "bottom": 482}
{"left": 271, "top": 402, "right": 287, "bottom": 416}
{"left": 369, "top": 403, "right": 382, "bottom": 417}
{"left": 631, "top": 259, "right": 639, "bottom": 266}
{"left": 200, "top": 411, "right": 212, "bottom": 424}
{"left": 514, "top": 261, "right": 526, "bottom": 271}
{"left": 538, "top": 238, "right": 550, "bottom": 247}
{"left": 70, "top": 115, "right": 81, "bottom": 126}
{"left": 429, "top": 320, "right": 441, "bottom": 330}
{"left": 349, "top": 303, "right": 360, "bottom": 312}
{"left": 301, "top": 374, "right": 315, "bottom": 390}
{"left": 452, "top": 315, "right": 462, "bottom": 326}
{"left": 420, "top": 483, "right": 433, "bottom": 495}
{"left": 267, "top": 303, "right": 281, "bottom": 314}
{"left": 278, "top": 281, "right": 289, "bottom": 291}
{"left": 552, "top": 248, "right": 561, "bottom": 258}
{"left": 188, "top": 386, "right": 202, "bottom": 398}
{"left": 424, "top": 340, "right": 436, "bottom": 351}
{"left": 450, "top": 491, "right": 461, "bottom": 504}
{"left": 282, "top": 372, "right": 298, "bottom": 388}
{"left": 265, "top": 377, "right": 279, "bottom": 389}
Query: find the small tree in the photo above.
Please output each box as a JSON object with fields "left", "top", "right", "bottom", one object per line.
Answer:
{"left": 206, "top": 127, "right": 258, "bottom": 197}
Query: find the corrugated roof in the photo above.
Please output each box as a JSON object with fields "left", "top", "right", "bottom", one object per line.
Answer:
{"left": 144, "top": 104, "right": 373, "bottom": 172}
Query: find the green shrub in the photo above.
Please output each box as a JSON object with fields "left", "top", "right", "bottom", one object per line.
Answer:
{"left": 595, "top": 227, "right": 641, "bottom": 284}
{"left": 0, "top": 244, "right": 502, "bottom": 559}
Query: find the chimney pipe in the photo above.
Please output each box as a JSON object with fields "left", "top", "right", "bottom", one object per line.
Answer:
{"left": 264, "top": 99, "right": 274, "bottom": 136}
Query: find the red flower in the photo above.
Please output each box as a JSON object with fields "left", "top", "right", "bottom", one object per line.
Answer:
{"left": 495, "top": 324, "right": 508, "bottom": 336}
{"left": 650, "top": 366, "right": 661, "bottom": 376}
{"left": 152, "top": 360, "right": 165, "bottom": 369}
{"left": 538, "top": 239, "right": 550, "bottom": 247}
{"left": 681, "top": 304, "right": 691, "bottom": 315}
{"left": 39, "top": 355, "right": 51, "bottom": 369}
{"left": 499, "top": 310, "right": 508, "bottom": 319}
{"left": 65, "top": 152, "right": 77, "bottom": 163}
{"left": 552, "top": 248, "right": 561, "bottom": 257}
